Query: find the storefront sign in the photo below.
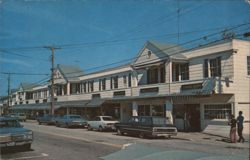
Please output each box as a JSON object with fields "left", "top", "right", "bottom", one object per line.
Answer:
{"left": 140, "top": 87, "right": 159, "bottom": 93}
{"left": 113, "top": 91, "right": 126, "bottom": 96}
{"left": 181, "top": 83, "right": 202, "bottom": 91}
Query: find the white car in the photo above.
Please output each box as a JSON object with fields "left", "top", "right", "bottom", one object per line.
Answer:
{"left": 87, "top": 116, "right": 118, "bottom": 132}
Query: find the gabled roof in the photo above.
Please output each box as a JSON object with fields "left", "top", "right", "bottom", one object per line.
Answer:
{"left": 57, "top": 64, "right": 84, "bottom": 82}
{"left": 19, "top": 82, "right": 40, "bottom": 91}
{"left": 148, "top": 40, "right": 186, "bottom": 59}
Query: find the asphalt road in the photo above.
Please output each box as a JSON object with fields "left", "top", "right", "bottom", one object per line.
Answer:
{"left": 1, "top": 122, "right": 249, "bottom": 160}
{"left": 1, "top": 131, "right": 119, "bottom": 160}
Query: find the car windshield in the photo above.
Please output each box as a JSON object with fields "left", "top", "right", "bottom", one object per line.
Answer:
{"left": 102, "top": 117, "right": 115, "bottom": 121}
{"left": 152, "top": 117, "right": 167, "bottom": 126}
{"left": 0, "top": 120, "right": 22, "bottom": 128}
{"left": 69, "top": 116, "right": 81, "bottom": 119}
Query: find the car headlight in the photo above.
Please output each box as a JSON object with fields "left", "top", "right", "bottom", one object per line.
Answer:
{"left": 26, "top": 131, "right": 33, "bottom": 139}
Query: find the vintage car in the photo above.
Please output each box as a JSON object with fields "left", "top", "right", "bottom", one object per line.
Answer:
{"left": 0, "top": 117, "right": 33, "bottom": 149}
{"left": 55, "top": 114, "right": 88, "bottom": 128}
{"left": 9, "top": 113, "right": 27, "bottom": 122}
{"left": 115, "top": 116, "right": 177, "bottom": 138}
{"left": 37, "top": 114, "right": 57, "bottom": 125}
{"left": 87, "top": 116, "right": 118, "bottom": 132}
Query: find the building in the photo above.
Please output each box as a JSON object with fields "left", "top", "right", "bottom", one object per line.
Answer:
{"left": 10, "top": 39, "right": 250, "bottom": 135}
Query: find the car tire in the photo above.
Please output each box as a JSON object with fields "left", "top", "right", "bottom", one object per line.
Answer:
{"left": 99, "top": 126, "right": 103, "bottom": 132}
{"left": 139, "top": 132, "right": 145, "bottom": 139}
{"left": 66, "top": 123, "right": 69, "bottom": 128}
{"left": 87, "top": 125, "right": 92, "bottom": 131}
{"left": 117, "top": 128, "right": 123, "bottom": 135}
{"left": 38, "top": 121, "right": 41, "bottom": 125}
{"left": 23, "top": 143, "right": 31, "bottom": 150}
{"left": 56, "top": 122, "right": 59, "bottom": 127}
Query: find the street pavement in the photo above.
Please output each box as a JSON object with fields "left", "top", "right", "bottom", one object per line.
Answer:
{"left": 0, "top": 121, "right": 249, "bottom": 160}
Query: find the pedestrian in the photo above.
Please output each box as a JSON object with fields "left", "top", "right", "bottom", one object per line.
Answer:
{"left": 229, "top": 114, "right": 237, "bottom": 143}
{"left": 236, "top": 111, "right": 245, "bottom": 143}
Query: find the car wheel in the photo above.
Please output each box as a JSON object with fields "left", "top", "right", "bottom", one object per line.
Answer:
{"left": 66, "top": 123, "right": 69, "bottom": 128}
{"left": 87, "top": 125, "right": 92, "bottom": 131}
{"left": 99, "top": 126, "right": 103, "bottom": 132}
{"left": 56, "top": 122, "right": 59, "bottom": 127}
{"left": 139, "top": 132, "right": 145, "bottom": 139}
{"left": 23, "top": 143, "right": 31, "bottom": 150}
{"left": 117, "top": 128, "right": 123, "bottom": 135}
{"left": 38, "top": 121, "right": 41, "bottom": 125}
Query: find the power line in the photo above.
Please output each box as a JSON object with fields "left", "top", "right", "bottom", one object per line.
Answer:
{"left": 54, "top": 31, "right": 249, "bottom": 80}
{"left": 0, "top": 72, "right": 49, "bottom": 76}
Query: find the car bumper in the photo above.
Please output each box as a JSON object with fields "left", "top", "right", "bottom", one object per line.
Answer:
{"left": 152, "top": 132, "right": 177, "bottom": 137}
{"left": 0, "top": 140, "right": 32, "bottom": 148}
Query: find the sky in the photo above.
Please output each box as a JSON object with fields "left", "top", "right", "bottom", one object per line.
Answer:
{"left": 0, "top": 0, "right": 249, "bottom": 96}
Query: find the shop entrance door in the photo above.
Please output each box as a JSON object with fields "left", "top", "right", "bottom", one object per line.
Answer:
{"left": 186, "top": 104, "right": 200, "bottom": 132}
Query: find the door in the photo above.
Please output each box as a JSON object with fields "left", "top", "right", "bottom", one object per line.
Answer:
{"left": 186, "top": 104, "right": 200, "bottom": 132}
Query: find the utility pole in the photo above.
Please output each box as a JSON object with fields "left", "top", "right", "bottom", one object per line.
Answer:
{"left": 44, "top": 46, "right": 60, "bottom": 115}
{"left": 7, "top": 73, "right": 10, "bottom": 113}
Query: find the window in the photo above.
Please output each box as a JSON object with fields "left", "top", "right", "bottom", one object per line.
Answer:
{"left": 172, "top": 63, "right": 189, "bottom": 82}
{"left": 204, "top": 104, "right": 231, "bottom": 119}
{"left": 160, "top": 66, "right": 165, "bottom": 83}
{"left": 123, "top": 75, "right": 127, "bottom": 86}
{"left": 210, "top": 57, "right": 221, "bottom": 77}
{"left": 81, "top": 82, "right": 87, "bottom": 93}
{"left": 180, "top": 63, "right": 189, "bottom": 80}
{"left": 111, "top": 76, "right": 118, "bottom": 89}
{"left": 204, "top": 57, "right": 221, "bottom": 78}
{"left": 247, "top": 56, "right": 250, "bottom": 75}
{"left": 57, "top": 85, "right": 62, "bottom": 95}
{"left": 147, "top": 67, "right": 158, "bottom": 84}
{"left": 128, "top": 73, "right": 132, "bottom": 87}
{"left": 70, "top": 83, "right": 80, "bottom": 94}
{"left": 102, "top": 78, "right": 106, "bottom": 90}
{"left": 88, "top": 81, "right": 94, "bottom": 92}
{"left": 99, "top": 78, "right": 106, "bottom": 91}
{"left": 43, "top": 90, "right": 47, "bottom": 98}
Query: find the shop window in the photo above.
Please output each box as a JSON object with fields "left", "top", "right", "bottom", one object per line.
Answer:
{"left": 151, "top": 105, "right": 164, "bottom": 116}
{"left": 204, "top": 104, "right": 231, "bottom": 119}
{"left": 138, "top": 105, "right": 150, "bottom": 116}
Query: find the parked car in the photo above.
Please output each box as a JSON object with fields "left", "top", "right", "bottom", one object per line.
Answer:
{"left": 87, "top": 116, "right": 119, "bottom": 132}
{"left": 115, "top": 116, "right": 177, "bottom": 139}
{"left": 55, "top": 114, "right": 87, "bottom": 128}
{"left": 37, "top": 114, "right": 57, "bottom": 125}
{"left": 9, "top": 113, "right": 27, "bottom": 122}
{"left": 0, "top": 117, "right": 33, "bottom": 149}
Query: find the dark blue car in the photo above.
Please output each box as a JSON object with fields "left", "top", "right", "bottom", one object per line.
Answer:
{"left": 0, "top": 117, "right": 33, "bottom": 149}
{"left": 37, "top": 114, "right": 57, "bottom": 125}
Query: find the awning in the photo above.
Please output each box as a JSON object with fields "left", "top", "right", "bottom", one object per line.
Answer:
{"left": 55, "top": 100, "right": 89, "bottom": 108}
{"left": 10, "top": 103, "right": 56, "bottom": 110}
{"left": 85, "top": 98, "right": 106, "bottom": 108}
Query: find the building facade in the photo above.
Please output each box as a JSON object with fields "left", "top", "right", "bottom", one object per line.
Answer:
{"left": 10, "top": 39, "right": 250, "bottom": 135}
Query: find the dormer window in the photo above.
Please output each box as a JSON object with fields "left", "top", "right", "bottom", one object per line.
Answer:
{"left": 147, "top": 50, "right": 152, "bottom": 59}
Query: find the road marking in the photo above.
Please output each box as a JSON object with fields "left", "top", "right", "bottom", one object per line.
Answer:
{"left": 6, "top": 153, "right": 49, "bottom": 160}
{"left": 122, "top": 143, "right": 133, "bottom": 149}
{"left": 36, "top": 130, "right": 123, "bottom": 149}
